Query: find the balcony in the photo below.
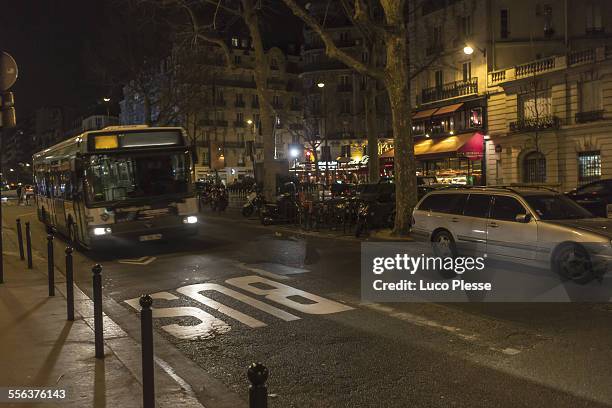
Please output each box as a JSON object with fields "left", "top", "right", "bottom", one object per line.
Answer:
{"left": 489, "top": 46, "right": 607, "bottom": 86}
{"left": 234, "top": 121, "right": 246, "bottom": 128}
{"left": 575, "top": 110, "right": 605, "bottom": 124}
{"left": 290, "top": 104, "right": 301, "bottom": 111}
{"left": 509, "top": 115, "right": 560, "bottom": 132}
{"left": 425, "top": 44, "right": 444, "bottom": 56}
{"left": 421, "top": 77, "right": 478, "bottom": 104}
{"left": 251, "top": 101, "right": 260, "bottom": 109}
{"left": 303, "top": 60, "right": 348, "bottom": 72}
{"left": 289, "top": 124, "right": 304, "bottom": 131}
{"left": 267, "top": 78, "right": 286, "bottom": 90}
{"left": 272, "top": 102, "right": 283, "bottom": 110}
{"left": 235, "top": 100, "right": 245, "bottom": 108}
{"left": 214, "top": 100, "right": 226, "bottom": 107}
{"left": 337, "top": 84, "right": 353, "bottom": 92}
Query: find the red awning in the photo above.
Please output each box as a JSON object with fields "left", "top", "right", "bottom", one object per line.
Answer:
{"left": 458, "top": 132, "right": 484, "bottom": 160}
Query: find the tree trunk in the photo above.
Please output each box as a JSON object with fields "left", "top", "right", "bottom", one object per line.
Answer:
{"left": 364, "top": 80, "right": 379, "bottom": 183}
{"left": 243, "top": 0, "right": 277, "bottom": 201}
{"left": 384, "top": 27, "right": 416, "bottom": 236}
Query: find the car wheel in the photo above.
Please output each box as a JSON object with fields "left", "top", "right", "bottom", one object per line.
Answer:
{"left": 431, "top": 230, "right": 458, "bottom": 278}
{"left": 553, "top": 243, "right": 594, "bottom": 284}
{"left": 242, "top": 205, "right": 254, "bottom": 218}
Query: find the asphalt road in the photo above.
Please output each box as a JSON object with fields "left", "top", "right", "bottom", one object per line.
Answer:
{"left": 5, "top": 204, "right": 612, "bottom": 408}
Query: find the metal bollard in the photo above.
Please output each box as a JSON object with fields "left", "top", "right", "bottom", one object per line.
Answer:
{"left": 25, "top": 222, "right": 32, "bottom": 269}
{"left": 65, "top": 247, "right": 74, "bottom": 321}
{"left": 92, "top": 264, "right": 104, "bottom": 359}
{"left": 47, "top": 234, "right": 55, "bottom": 296}
{"left": 16, "top": 219, "right": 24, "bottom": 260}
{"left": 140, "top": 295, "right": 155, "bottom": 408}
{"left": 247, "top": 362, "right": 269, "bottom": 408}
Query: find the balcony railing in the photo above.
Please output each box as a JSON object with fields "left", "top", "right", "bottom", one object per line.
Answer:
{"left": 575, "top": 110, "right": 604, "bottom": 124}
{"left": 290, "top": 104, "right": 301, "bottom": 111}
{"left": 509, "top": 115, "right": 559, "bottom": 132}
{"left": 337, "top": 84, "right": 353, "bottom": 92}
{"left": 252, "top": 101, "right": 260, "bottom": 109}
{"left": 234, "top": 121, "right": 246, "bottom": 127}
{"left": 421, "top": 77, "right": 478, "bottom": 104}
{"left": 515, "top": 56, "right": 556, "bottom": 78}
{"left": 489, "top": 46, "right": 607, "bottom": 86}
{"left": 235, "top": 101, "right": 245, "bottom": 108}
{"left": 272, "top": 102, "right": 283, "bottom": 109}
{"left": 425, "top": 43, "right": 444, "bottom": 56}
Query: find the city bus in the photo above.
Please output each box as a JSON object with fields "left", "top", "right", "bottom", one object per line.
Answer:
{"left": 32, "top": 125, "right": 199, "bottom": 249}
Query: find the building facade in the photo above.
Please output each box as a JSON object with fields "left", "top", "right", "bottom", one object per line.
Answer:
{"left": 301, "top": 0, "right": 392, "bottom": 181}
{"left": 120, "top": 38, "right": 304, "bottom": 184}
{"left": 485, "top": 0, "right": 612, "bottom": 191}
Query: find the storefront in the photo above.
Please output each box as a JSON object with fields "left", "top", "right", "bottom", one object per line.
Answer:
{"left": 415, "top": 132, "right": 484, "bottom": 185}
{"left": 376, "top": 132, "right": 484, "bottom": 184}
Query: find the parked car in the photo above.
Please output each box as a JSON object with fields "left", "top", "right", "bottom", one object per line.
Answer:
{"left": 411, "top": 186, "right": 612, "bottom": 283}
{"left": 566, "top": 179, "right": 612, "bottom": 218}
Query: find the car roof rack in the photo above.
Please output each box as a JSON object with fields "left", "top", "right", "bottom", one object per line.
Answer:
{"left": 492, "top": 184, "right": 559, "bottom": 193}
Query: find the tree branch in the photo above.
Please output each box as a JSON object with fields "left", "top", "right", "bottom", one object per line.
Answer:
{"left": 280, "top": 0, "right": 385, "bottom": 80}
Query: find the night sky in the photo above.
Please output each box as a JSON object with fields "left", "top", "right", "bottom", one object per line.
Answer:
{"left": 1, "top": 0, "right": 302, "bottom": 118}
{"left": 1, "top": 0, "right": 106, "bottom": 116}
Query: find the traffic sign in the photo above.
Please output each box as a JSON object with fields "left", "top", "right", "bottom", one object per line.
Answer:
{"left": 0, "top": 52, "right": 18, "bottom": 91}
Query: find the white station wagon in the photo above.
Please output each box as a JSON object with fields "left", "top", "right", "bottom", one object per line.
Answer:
{"left": 411, "top": 186, "right": 612, "bottom": 283}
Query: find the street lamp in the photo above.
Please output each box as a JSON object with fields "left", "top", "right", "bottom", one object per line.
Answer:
{"left": 317, "top": 82, "right": 325, "bottom": 88}
{"left": 463, "top": 43, "right": 486, "bottom": 57}
{"left": 246, "top": 119, "right": 253, "bottom": 125}
{"left": 102, "top": 97, "right": 111, "bottom": 119}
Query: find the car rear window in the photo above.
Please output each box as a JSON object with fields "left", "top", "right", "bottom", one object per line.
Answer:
{"left": 418, "top": 193, "right": 467, "bottom": 215}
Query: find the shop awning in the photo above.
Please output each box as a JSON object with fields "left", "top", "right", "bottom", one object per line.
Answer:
{"left": 415, "top": 132, "right": 484, "bottom": 160}
{"left": 412, "top": 108, "right": 438, "bottom": 120}
{"left": 432, "top": 103, "right": 463, "bottom": 116}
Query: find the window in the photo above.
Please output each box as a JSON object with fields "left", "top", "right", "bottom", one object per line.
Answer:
{"left": 361, "top": 51, "right": 369, "bottom": 62}
{"left": 520, "top": 92, "right": 551, "bottom": 120}
{"left": 470, "top": 107, "right": 483, "bottom": 128}
{"left": 418, "top": 193, "right": 468, "bottom": 215}
{"left": 339, "top": 75, "right": 350, "bottom": 86}
{"left": 462, "top": 62, "right": 471, "bottom": 82}
{"left": 272, "top": 95, "right": 280, "bottom": 106}
{"left": 543, "top": 5, "right": 554, "bottom": 37}
{"left": 523, "top": 151, "right": 546, "bottom": 183}
{"left": 463, "top": 194, "right": 492, "bottom": 218}
{"left": 241, "top": 38, "right": 249, "bottom": 48}
{"left": 578, "top": 151, "right": 601, "bottom": 184}
{"left": 341, "top": 99, "right": 351, "bottom": 114}
{"left": 433, "top": 26, "right": 442, "bottom": 45}
{"left": 586, "top": 2, "right": 603, "bottom": 33}
{"left": 236, "top": 112, "right": 244, "bottom": 122}
{"left": 271, "top": 58, "right": 279, "bottom": 70}
{"left": 580, "top": 80, "right": 602, "bottom": 113}
{"left": 434, "top": 70, "right": 443, "bottom": 88}
{"left": 500, "top": 9, "right": 509, "bottom": 39}
{"left": 231, "top": 37, "right": 239, "bottom": 47}
{"left": 234, "top": 55, "right": 241, "bottom": 65}
{"left": 491, "top": 196, "right": 527, "bottom": 222}
{"left": 461, "top": 15, "right": 472, "bottom": 38}
{"left": 236, "top": 93, "right": 244, "bottom": 103}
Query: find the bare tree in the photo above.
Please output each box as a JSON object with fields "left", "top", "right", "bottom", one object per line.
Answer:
{"left": 281, "top": 0, "right": 419, "bottom": 235}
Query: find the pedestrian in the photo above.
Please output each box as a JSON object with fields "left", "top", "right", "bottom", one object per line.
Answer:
{"left": 16, "top": 185, "right": 22, "bottom": 205}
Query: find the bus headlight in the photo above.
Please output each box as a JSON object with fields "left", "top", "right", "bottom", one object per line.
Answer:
{"left": 93, "top": 227, "right": 112, "bottom": 236}
{"left": 183, "top": 216, "right": 198, "bottom": 224}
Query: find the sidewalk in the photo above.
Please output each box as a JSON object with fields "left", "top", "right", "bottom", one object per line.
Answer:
{"left": 0, "top": 228, "right": 204, "bottom": 407}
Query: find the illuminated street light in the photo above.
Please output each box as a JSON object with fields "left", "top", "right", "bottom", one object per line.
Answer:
{"left": 463, "top": 45, "right": 474, "bottom": 55}
{"left": 103, "top": 97, "right": 111, "bottom": 102}
{"left": 246, "top": 119, "right": 253, "bottom": 125}
{"left": 317, "top": 82, "right": 325, "bottom": 88}
{"left": 290, "top": 147, "right": 300, "bottom": 158}
{"left": 9, "top": 168, "right": 14, "bottom": 172}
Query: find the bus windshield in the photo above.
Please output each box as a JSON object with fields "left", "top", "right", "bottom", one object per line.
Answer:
{"left": 85, "top": 151, "right": 190, "bottom": 205}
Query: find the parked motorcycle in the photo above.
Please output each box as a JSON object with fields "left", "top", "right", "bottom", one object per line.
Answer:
{"left": 242, "top": 187, "right": 264, "bottom": 217}
{"left": 355, "top": 183, "right": 396, "bottom": 237}
{"left": 210, "top": 185, "right": 228, "bottom": 212}
{"left": 260, "top": 182, "right": 299, "bottom": 225}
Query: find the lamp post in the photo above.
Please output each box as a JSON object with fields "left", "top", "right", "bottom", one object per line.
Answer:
{"left": 103, "top": 97, "right": 111, "bottom": 119}
{"left": 317, "top": 82, "right": 328, "bottom": 188}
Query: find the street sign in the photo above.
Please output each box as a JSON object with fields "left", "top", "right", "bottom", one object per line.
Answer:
{"left": 0, "top": 52, "right": 18, "bottom": 91}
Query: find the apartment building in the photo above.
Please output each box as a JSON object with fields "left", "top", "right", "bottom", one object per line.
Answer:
{"left": 120, "top": 36, "right": 303, "bottom": 183}
{"left": 301, "top": 0, "right": 392, "bottom": 180}
{"left": 485, "top": 0, "right": 612, "bottom": 191}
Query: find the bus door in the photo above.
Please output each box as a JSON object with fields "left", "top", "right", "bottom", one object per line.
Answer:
{"left": 72, "top": 180, "right": 88, "bottom": 243}
{"left": 53, "top": 171, "right": 68, "bottom": 234}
